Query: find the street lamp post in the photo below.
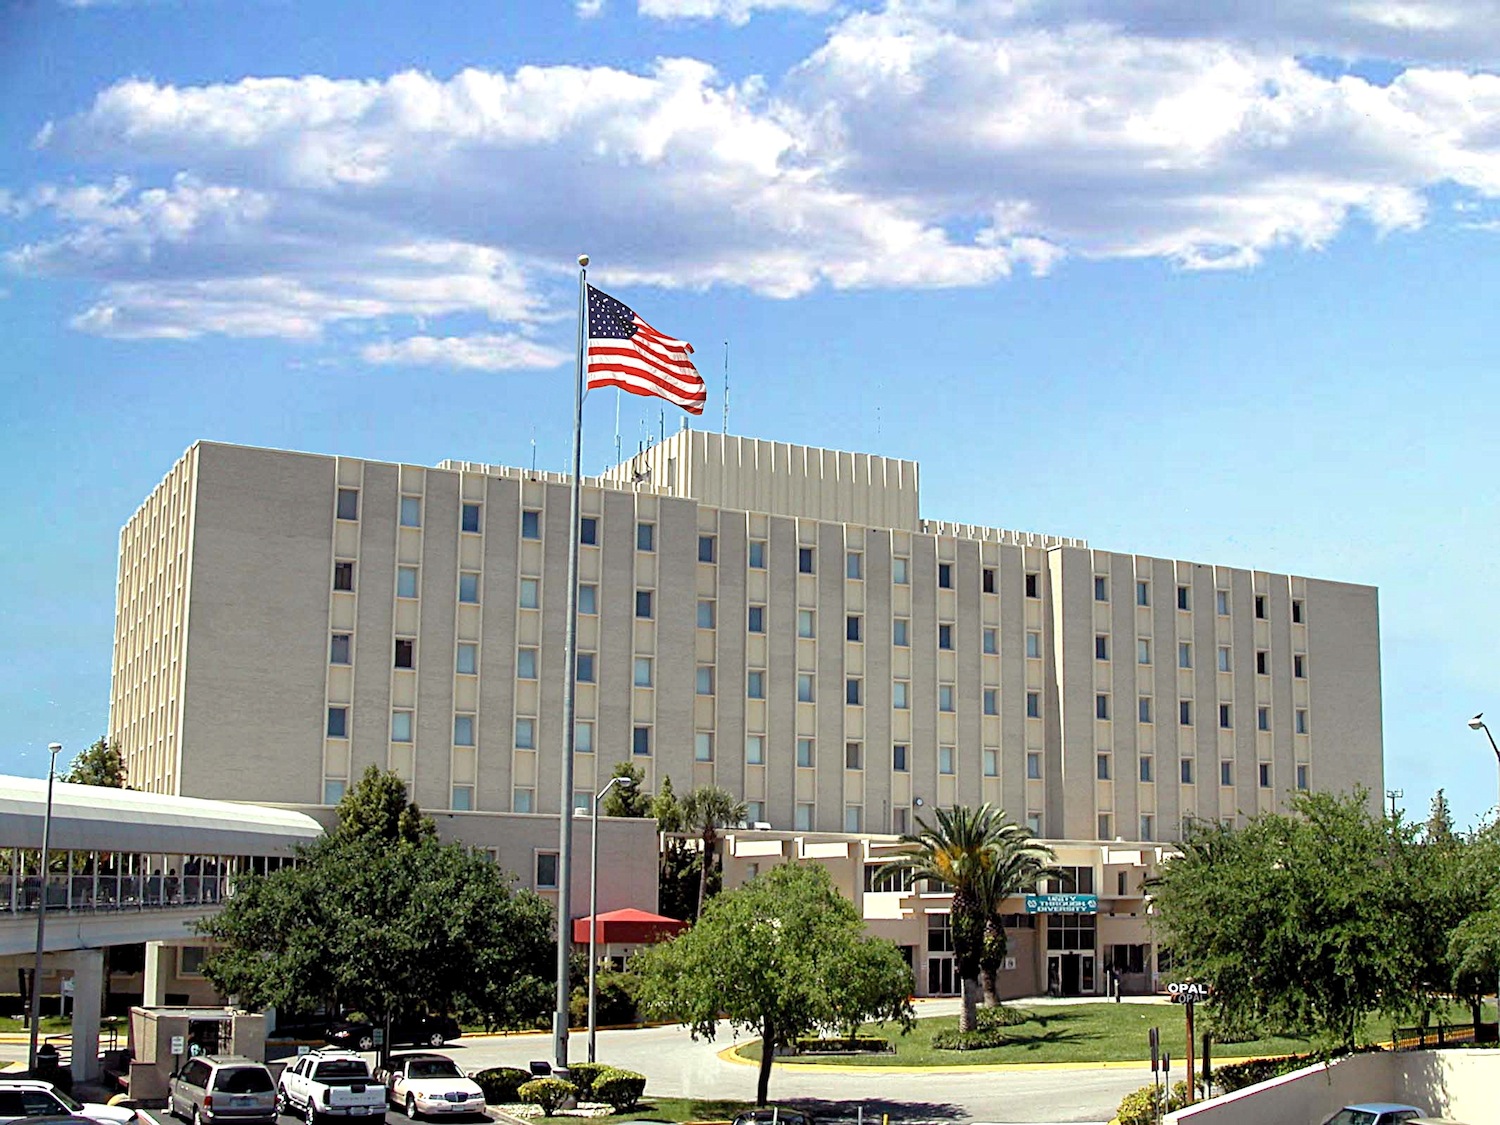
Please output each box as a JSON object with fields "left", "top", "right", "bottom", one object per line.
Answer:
{"left": 1467, "top": 713, "right": 1500, "bottom": 1037}
{"left": 587, "top": 774, "right": 634, "bottom": 1064}
{"left": 28, "top": 742, "right": 62, "bottom": 1076}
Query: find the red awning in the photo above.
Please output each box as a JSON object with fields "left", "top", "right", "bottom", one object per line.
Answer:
{"left": 572, "top": 907, "right": 688, "bottom": 945}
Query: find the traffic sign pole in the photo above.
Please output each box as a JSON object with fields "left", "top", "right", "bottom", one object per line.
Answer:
{"left": 1184, "top": 1000, "right": 1195, "bottom": 1105}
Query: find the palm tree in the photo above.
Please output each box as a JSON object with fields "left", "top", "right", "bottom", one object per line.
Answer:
{"left": 878, "top": 803, "right": 1017, "bottom": 1032}
{"left": 681, "top": 785, "right": 748, "bottom": 917}
{"left": 976, "top": 822, "right": 1061, "bottom": 1006}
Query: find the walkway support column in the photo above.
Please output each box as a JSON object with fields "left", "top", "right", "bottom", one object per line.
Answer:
{"left": 65, "top": 949, "right": 105, "bottom": 1082}
{"left": 143, "top": 941, "right": 170, "bottom": 1007}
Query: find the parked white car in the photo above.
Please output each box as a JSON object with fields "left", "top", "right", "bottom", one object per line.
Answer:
{"left": 0, "top": 1079, "right": 139, "bottom": 1125}
{"left": 277, "top": 1050, "right": 386, "bottom": 1125}
{"left": 375, "top": 1054, "right": 484, "bottom": 1119}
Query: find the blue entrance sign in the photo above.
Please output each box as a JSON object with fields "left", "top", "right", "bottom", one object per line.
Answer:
{"left": 1025, "top": 893, "right": 1099, "bottom": 914}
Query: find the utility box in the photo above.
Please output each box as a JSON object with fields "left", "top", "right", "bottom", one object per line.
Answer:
{"left": 127, "top": 1007, "right": 267, "bottom": 1103}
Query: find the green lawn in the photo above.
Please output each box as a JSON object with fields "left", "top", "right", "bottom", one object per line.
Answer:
{"left": 600, "top": 1098, "right": 751, "bottom": 1123}
{"left": 735, "top": 1000, "right": 1500, "bottom": 1068}
{"left": 0, "top": 1015, "right": 73, "bottom": 1035}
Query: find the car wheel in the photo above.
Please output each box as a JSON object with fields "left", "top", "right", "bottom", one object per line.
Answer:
{"left": 305, "top": 1099, "right": 318, "bottom": 1125}
{"left": 194, "top": 1107, "right": 205, "bottom": 1125}
{"left": 276, "top": 1090, "right": 289, "bottom": 1118}
{"left": 357, "top": 1033, "right": 376, "bottom": 1051}
{"left": 426, "top": 1031, "right": 446, "bottom": 1047}
{"left": 406, "top": 1095, "right": 419, "bottom": 1120}
{"left": 168, "top": 1097, "right": 181, "bottom": 1122}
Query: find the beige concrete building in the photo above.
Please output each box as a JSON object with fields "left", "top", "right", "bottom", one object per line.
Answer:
{"left": 111, "top": 429, "right": 1382, "bottom": 847}
{"left": 718, "top": 829, "right": 1168, "bottom": 999}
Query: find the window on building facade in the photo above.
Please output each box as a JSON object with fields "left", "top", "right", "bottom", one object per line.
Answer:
{"left": 983, "top": 567, "right": 996, "bottom": 594}
{"left": 939, "top": 684, "right": 955, "bottom": 712}
{"left": 1097, "top": 753, "right": 1111, "bottom": 780}
{"left": 1257, "top": 706, "right": 1270, "bottom": 731}
{"left": 748, "top": 670, "right": 765, "bottom": 698}
{"left": 1136, "top": 580, "right": 1150, "bottom": 607}
{"left": 696, "top": 666, "right": 715, "bottom": 695}
{"left": 535, "top": 852, "right": 558, "bottom": 889}
{"left": 939, "top": 745, "right": 955, "bottom": 775}
{"left": 1027, "top": 691, "right": 1041, "bottom": 718}
{"left": 1027, "top": 752, "right": 1042, "bottom": 779}
{"left": 575, "top": 721, "right": 593, "bottom": 753}
{"left": 579, "top": 584, "right": 597, "bottom": 614}
{"left": 517, "top": 647, "right": 537, "bottom": 679}
{"left": 391, "top": 710, "right": 413, "bottom": 742}
{"left": 695, "top": 732, "right": 714, "bottom": 762}
{"left": 635, "top": 590, "right": 653, "bottom": 618}
{"left": 576, "top": 652, "right": 595, "bottom": 683}
{"left": 1096, "top": 694, "right": 1111, "bottom": 720}
{"left": 746, "top": 735, "right": 765, "bottom": 764}
{"left": 1216, "top": 589, "right": 1230, "bottom": 615}
{"left": 847, "top": 551, "right": 863, "bottom": 579}
{"left": 456, "top": 642, "right": 478, "bottom": 675}
{"left": 893, "top": 557, "right": 909, "bottom": 584}
{"left": 451, "top": 786, "right": 473, "bottom": 811}
{"left": 1296, "top": 709, "right": 1309, "bottom": 734}
{"left": 1259, "top": 762, "right": 1272, "bottom": 788}
{"left": 795, "top": 803, "right": 814, "bottom": 831}
{"left": 1294, "top": 654, "right": 1307, "bottom": 678}
{"left": 637, "top": 522, "right": 655, "bottom": 551}
{"left": 1218, "top": 646, "right": 1231, "bottom": 672}
{"left": 748, "top": 604, "right": 765, "bottom": 632}
{"left": 983, "top": 627, "right": 997, "bottom": 654}
{"left": 327, "top": 707, "right": 348, "bottom": 738}
{"left": 698, "top": 600, "right": 716, "bottom": 629}
{"left": 894, "top": 618, "right": 910, "bottom": 646}
{"left": 846, "top": 677, "right": 862, "bottom": 705}
{"left": 336, "top": 489, "right": 359, "bottom": 521}
{"left": 798, "top": 609, "right": 815, "bottom": 638}
{"left": 1220, "top": 760, "right": 1233, "bottom": 786}
{"left": 1255, "top": 594, "right": 1266, "bottom": 619}
{"left": 1139, "top": 696, "right": 1152, "bottom": 724}
{"left": 1296, "top": 764, "right": 1309, "bottom": 790}
{"left": 1179, "top": 641, "right": 1191, "bottom": 669}
{"left": 395, "top": 638, "right": 415, "bottom": 669}
{"left": 1027, "top": 631, "right": 1042, "bottom": 659}
{"left": 1139, "top": 755, "right": 1153, "bottom": 782}
{"left": 454, "top": 714, "right": 475, "bottom": 747}
{"left": 1138, "top": 638, "right": 1151, "bottom": 665}
{"left": 797, "top": 738, "right": 814, "bottom": 768}
{"left": 983, "top": 748, "right": 998, "bottom": 776}
{"left": 1219, "top": 703, "right": 1232, "bottom": 729}
{"left": 749, "top": 540, "right": 766, "bottom": 568}
{"left": 893, "top": 681, "right": 910, "bottom": 709}
{"left": 334, "top": 561, "right": 355, "bottom": 592}
{"left": 1098, "top": 814, "right": 1113, "bottom": 840}
{"left": 1180, "top": 757, "right": 1194, "bottom": 784}
{"left": 893, "top": 744, "right": 909, "bottom": 772}
{"left": 844, "top": 805, "right": 863, "bottom": 833}
{"left": 1095, "top": 634, "right": 1108, "bottom": 661}
{"left": 938, "top": 562, "right": 953, "bottom": 589}
{"left": 984, "top": 688, "right": 998, "bottom": 715}
{"left": 1094, "top": 575, "right": 1108, "bottom": 601}
{"left": 400, "top": 496, "right": 421, "bottom": 528}
{"left": 845, "top": 741, "right": 863, "bottom": 769}
{"left": 513, "top": 788, "right": 534, "bottom": 814}
{"left": 799, "top": 546, "right": 815, "bottom": 574}
{"left": 1256, "top": 649, "right": 1269, "bottom": 675}
{"left": 1139, "top": 814, "right": 1154, "bottom": 841}
{"left": 579, "top": 516, "right": 598, "bottom": 545}
{"left": 847, "top": 615, "right": 862, "bottom": 642}
{"left": 513, "top": 717, "right": 535, "bottom": 749}
{"left": 632, "top": 726, "right": 651, "bottom": 756}
{"left": 1177, "top": 584, "right": 1190, "bottom": 610}
{"left": 330, "top": 633, "right": 351, "bottom": 665}
{"left": 699, "top": 535, "right": 716, "bottom": 563}
{"left": 634, "top": 657, "right": 653, "bottom": 687}
{"left": 521, "top": 510, "right": 541, "bottom": 540}
{"left": 939, "top": 623, "right": 954, "bottom": 650}
{"left": 1180, "top": 699, "right": 1193, "bottom": 726}
{"left": 797, "top": 673, "right": 815, "bottom": 702}
{"left": 1026, "top": 572, "right": 1040, "bottom": 598}
{"left": 519, "top": 578, "right": 539, "bottom": 609}
{"left": 1292, "top": 598, "right": 1305, "bottom": 623}
{"left": 459, "top": 572, "right": 480, "bottom": 604}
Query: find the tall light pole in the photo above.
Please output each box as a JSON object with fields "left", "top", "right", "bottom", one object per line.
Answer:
{"left": 587, "top": 774, "right": 634, "bottom": 1064}
{"left": 1467, "top": 713, "right": 1500, "bottom": 1035}
{"left": 29, "top": 742, "right": 62, "bottom": 1076}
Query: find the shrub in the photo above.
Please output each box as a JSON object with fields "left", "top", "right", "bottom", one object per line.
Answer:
{"left": 568, "top": 973, "right": 639, "bottom": 1028}
{"left": 565, "top": 1062, "right": 609, "bottom": 1100}
{"left": 975, "top": 1005, "right": 1031, "bottom": 1029}
{"left": 518, "top": 1077, "right": 577, "bottom": 1117}
{"left": 474, "top": 1067, "right": 533, "bottom": 1104}
{"left": 1211, "top": 1054, "right": 1310, "bottom": 1093}
{"left": 1115, "top": 1081, "right": 1195, "bottom": 1125}
{"left": 591, "top": 1068, "right": 646, "bottom": 1112}
{"left": 931, "top": 1028, "right": 1011, "bottom": 1050}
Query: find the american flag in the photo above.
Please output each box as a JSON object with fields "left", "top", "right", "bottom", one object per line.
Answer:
{"left": 585, "top": 285, "right": 705, "bottom": 415}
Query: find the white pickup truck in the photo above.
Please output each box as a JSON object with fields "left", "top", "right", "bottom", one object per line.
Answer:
{"left": 277, "top": 1050, "right": 387, "bottom": 1125}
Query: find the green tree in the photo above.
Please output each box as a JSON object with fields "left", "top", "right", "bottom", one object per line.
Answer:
{"left": 651, "top": 776, "right": 703, "bottom": 921}
{"left": 200, "top": 775, "right": 552, "bottom": 1039}
{"left": 681, "top": 785, "right": 747, "bottom": 916}
{"left": 1443, "top": 817, "right": 1500, "bottom": 1025}
{"left": 63, "top": 736, "right": 128, "bottom": 787}
{"left": 976, "top": 825, "right": 1061, "bottom": 1006}
{"left": 334, "top": 765, "right": 435, "bottom": 844}
{"left": 877, "top": 804, "right": 1017, "bottom": 1032}
{"left": 1426, "top": 789, "right": 1457, "bottom": 845}
{"left": 601, "top": 762, "right": 652, "bottom": 818}
{"left": 1150, "top": 791, "right": 1422, "bottom": 1052}
{"left": 633, "top": 863, "right": 913, "bottom": 1106}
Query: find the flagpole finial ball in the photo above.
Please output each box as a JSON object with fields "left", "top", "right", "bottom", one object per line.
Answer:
{"left": 578, "top": 255, "right": 589, "bottom": 268}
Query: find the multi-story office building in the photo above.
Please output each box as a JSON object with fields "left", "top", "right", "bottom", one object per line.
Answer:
{"left": 110, "top": 429, "right": 1382, "bottom": 843}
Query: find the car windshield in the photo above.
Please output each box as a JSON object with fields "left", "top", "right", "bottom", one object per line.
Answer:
{"left": 215, "top": 1069, "right": 275, "bottom": 1093}
{"left": 1326, "top": 1113, "right": 1379, "bottom": 1125}
{"left": 409, "top": 1061, "right": 463, "bottom": 1079}
{"left": 54, "top": 1091, "right": 84, "bottom": 1111}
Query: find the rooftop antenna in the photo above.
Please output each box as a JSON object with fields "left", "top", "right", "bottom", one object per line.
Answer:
{"left": 659, "top": 408, "right": 665, "bottom": 444}
{"left": 530, "top": 428, "right": 537, "bottom": 474}
{"left": 722, "top": 340, "right": 730, "bottom": 435}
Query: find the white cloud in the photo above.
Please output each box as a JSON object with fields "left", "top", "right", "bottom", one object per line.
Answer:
{"left": 8, "top": 3, "right": 1500, "bottom": 349}
{"left": 638, "top": 0, "right": 839, "bottom": 25}
{"left": 577, "top": 0, "right": 606, "bottom": 16}
{"left": 362, "top": 333, "right": 570, "bottom": 371}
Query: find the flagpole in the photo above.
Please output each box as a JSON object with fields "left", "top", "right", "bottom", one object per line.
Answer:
{"left": 553, "top": 253, "right": 589, "bottom": 1071}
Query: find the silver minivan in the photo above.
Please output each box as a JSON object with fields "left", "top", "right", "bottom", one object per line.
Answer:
{"left": 169, "top": 1056, "right": 277, "bottom": 1125}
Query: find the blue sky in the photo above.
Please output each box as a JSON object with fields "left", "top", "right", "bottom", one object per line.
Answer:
{"left": 3, "top": 0, "right": 1500, "bottom": 828}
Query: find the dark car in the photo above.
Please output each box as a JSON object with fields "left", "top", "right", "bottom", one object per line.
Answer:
{"left": 326, "top": 1017, "right": 462, "bottom": 1052}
